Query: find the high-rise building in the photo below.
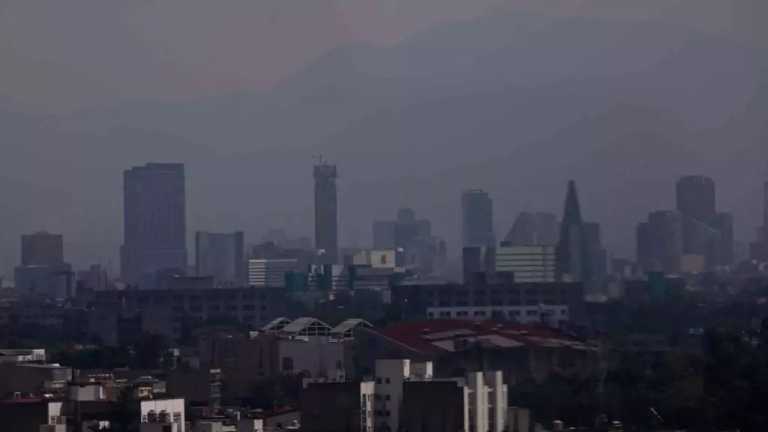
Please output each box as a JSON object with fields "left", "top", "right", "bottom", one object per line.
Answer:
{"left": 15, "top": 232, "right": 72, "bottom": 299}
{"left": 713, "top": 212, "right": 734, "bottom": 266}
{"left": 675, "top": 176, "right": 733, "bottom": 268}
{"left": 314, "top": 162, "right": 339, "bottom": 264}
{"left": 461, "top": 190, "right": 495, "bottom": 248}
{"left": 637, "top": 210, "right": 684, "bottom": 273}
{"left": 372, "top": 208, "right": 443, "bottom": 274}
{"left": 21, "top": 231, "right": 64, "bottom": 266}
{"left": 583, "top": 222, "right": 608, "bottom": 283}
{"left": 555, "top": 181, "right": 590, "bottom": 282}
{"left": 195, "top": 231, "right": 245, "bottom": 287}
{"left": 121, "top": 163, "right": 187, "bottom": 288}
{"left": 502, "top": 212, "right": 559, "bottom": 246}
{"left": 676, "top": 176, "right": 716, "bottom": 225}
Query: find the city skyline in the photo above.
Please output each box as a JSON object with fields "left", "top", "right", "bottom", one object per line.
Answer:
{"left": 1, "top": 2, "right": 767, "bottom": 278}
{"left": 0, "top": 166, "right": 764, "bottom": 280}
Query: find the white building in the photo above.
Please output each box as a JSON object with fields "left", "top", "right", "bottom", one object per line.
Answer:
{"left": 140, "top": 398, "right": 186, "bottom": 432}
{"left": 247, "top": 258, "right": 298, "bottom": 288}
{"left": 495, "top": 245, "right": 556, "bottom": 282}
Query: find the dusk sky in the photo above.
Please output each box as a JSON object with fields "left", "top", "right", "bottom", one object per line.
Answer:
{"left": 1, "top": 0, "right": 766, "bottom": 277}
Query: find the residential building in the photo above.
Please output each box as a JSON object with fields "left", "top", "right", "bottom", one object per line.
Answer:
{"left": 195, "top": 231, "right": 245, "bottom": 287}
{"left": 302, "top": 358, "right": 508, "bottom": 432}
{"left": 495, "top": 245, "right": 556, "bottom": 283}
{"left": 121, "top": 163, "right": 188, "bottom": 289}
{"left": 462, "top": 190, "right": 495, "bottom": 248}
{"left": 314, "top": 162, "right": 339, "bottom": 264}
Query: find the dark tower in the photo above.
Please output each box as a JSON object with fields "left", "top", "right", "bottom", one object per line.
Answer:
{"left": 121, "top": 163, "right": 187, "bottom": 288}
{"left": 461, "top": 189, "right": 495, "bottom": 248}
{"left": 556, "top": 180, "right": 590, "bottom": 282}
{"left": 314, "top": 162, "right": 339, "bottom": 264}
{"left": 676, "top": 176, "right": 716, "bottom": 225}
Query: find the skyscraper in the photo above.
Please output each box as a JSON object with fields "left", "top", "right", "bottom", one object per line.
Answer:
{"left": 21, "top": 231, "right": 64, "bottom": 266}
{"left": 314, "top": 162, "right": 339, "bottom": 264}
{"left": 637, "top": 210, "right": 684, "bottom": 273}
{"left": 121, "top": 163, "right": 187, "bottom": 288}
{"left": 675, "top": 175, "right": 733, "bottom": 267}
{"left": 555, "top": 181, "right": 590, "bottom": 282}
{"left": 676, "top": 176, "right": 716, "bottom": 225}
{"left": 195, "top": 231, "right": 245, "bottom": 287}
{"left": 461, "top": 189, "right": 495, "bottom": 248}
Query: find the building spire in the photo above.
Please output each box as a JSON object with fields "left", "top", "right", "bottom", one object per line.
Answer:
{"left": 556, "top": 180, "right": 590, "bottom": 282}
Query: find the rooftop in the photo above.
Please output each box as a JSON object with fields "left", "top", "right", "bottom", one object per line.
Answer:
{"left": 376, "top": 320, "right": 595, "bottom": 354}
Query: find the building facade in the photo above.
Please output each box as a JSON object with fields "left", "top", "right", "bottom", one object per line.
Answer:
{"left": 314, "top": 162, "right": 339, "bottom": 264}
{"left": 21, "top": 232, "right": 64, "bottom": 267}
{"left": 495, "top": 245, "right": 556, "bottom": 283}
{"left": 462, "top": 190, "right": 495, "bottom": 248}
{"left": 195, "top": 231, "right": 245, "bottom": 287}
{"left": 121, "top": 163, "right": 187, "bottom": 289}
{"left": 556, "top": 181, "right": 590, "bottom": 283}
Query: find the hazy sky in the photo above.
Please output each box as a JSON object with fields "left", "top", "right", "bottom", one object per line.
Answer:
{"left": 1, "top": 0, "right": 766, "bottom": 277}
{"left": 1, "top": 0, "right": 762, "bottom": 110}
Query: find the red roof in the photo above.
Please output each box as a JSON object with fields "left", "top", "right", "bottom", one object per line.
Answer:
{"left": 377, "top": 320, "right": 592, "bottom": 354}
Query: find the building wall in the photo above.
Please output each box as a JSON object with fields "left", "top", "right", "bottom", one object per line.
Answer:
{"left": 122, "top": 163, "right": 187, "bottom": 288}
{"left": 495, "top": 246, "right": 556, "bottom": 283}
{"left": 462, "top": 189, "right": 495, "bottom": 248}
{"left": 21, "top": 232, "right": 64, "bottom": 266}
{"left": 400, "top": 381, "right": 465, "bottom": 432}
{"left": 0, "top": 400, "right": 63, "bottom": 432}
{"left": 139, "top": 398, "right": 185, "bottom": 432}
{"left": 314, "top": 163, "right": 339, "bottom": 264}
{"left": 301, "top": 382, "right": 364, "bottom": 432}
{"left": 247, "top": 259, "right": 298, "bottom": 288}
{"left": 278, "top": 337, "right": 347, "bottom": 380}
{"left": 195, "top": 231, "right": 245, "bottom": 287}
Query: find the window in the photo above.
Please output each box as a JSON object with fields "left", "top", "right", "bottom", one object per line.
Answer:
{"left": 385, "top": 378, "right": 391, "bottom": 384}
{"left": 385, "top": 394, "right": 391, "bottom": 401}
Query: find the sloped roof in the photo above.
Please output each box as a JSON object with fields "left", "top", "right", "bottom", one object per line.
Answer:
{"left": 262, "top": 317, "right": 292, "bottom": 332}
{"left": 280, "top": 317, "right": 331, "bottom": 334}
{"left": 331, "top": 319, "right": 373, "bottom": 335}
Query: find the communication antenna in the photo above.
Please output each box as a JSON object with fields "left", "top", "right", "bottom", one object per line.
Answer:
{"left": 313, "top": 154, "right": 324, "bottom": 165}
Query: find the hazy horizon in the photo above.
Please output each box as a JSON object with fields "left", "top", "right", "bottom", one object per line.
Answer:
{"left": 1, "top": 0, "right": 767, "bottom": 278}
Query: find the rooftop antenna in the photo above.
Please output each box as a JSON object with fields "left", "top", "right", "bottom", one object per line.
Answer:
{"left": 314, "top": 154, "right": 324, "bottom": 165}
